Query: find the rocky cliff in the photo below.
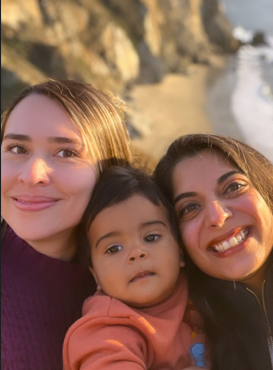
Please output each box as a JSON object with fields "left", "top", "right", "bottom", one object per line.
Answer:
{"left": 1, "top": 0, "right": 237, "bottom": 110}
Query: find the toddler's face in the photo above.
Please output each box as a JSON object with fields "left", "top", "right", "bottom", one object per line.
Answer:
{"left": 88, "top": 194, "right": 184, "bottom": 308}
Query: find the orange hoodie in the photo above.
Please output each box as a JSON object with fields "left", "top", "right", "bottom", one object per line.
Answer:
{"left": 63, "top": 272, "right": 207, "bottom": 370}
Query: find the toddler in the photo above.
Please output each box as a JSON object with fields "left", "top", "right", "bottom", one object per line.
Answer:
{"left": 63, "top": 166, "right": 207, "bottom": 370}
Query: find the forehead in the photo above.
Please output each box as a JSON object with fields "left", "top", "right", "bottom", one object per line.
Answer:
{"left": 4, "top": 94, "right": 81, "bottom": 138}
{"left": 90, "top": 195, "right": 169, "bottom": 232}
{"left": 173, "top": 151, "right": 237, "bottom": 190}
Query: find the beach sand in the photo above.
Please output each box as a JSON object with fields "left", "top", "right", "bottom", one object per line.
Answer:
{"left": 128, "top": 55, "right": 239, "bottom": 169}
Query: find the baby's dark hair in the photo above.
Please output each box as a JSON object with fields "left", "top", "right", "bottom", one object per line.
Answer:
{"left": 76, "top": 165, "right": 182, "bottom": 267}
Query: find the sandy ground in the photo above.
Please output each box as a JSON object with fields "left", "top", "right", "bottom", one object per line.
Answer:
{"left": 127, "top": 56, "right": 232, "bottom": 168}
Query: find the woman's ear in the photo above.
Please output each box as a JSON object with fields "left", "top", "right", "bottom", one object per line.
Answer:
{"left": 89, "top": 267, "right": 102, "bottom": 291}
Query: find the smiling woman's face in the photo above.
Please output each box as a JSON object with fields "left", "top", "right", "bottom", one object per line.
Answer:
{"left": 1, "top": 94, "right": 97, "bottom": 260}
{"left": 172, "top": 150, "right": 273, "bottom": 288}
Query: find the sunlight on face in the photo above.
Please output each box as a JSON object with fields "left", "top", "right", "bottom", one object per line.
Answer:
{"left": 172, "top": 151, "right": 273, "bottom": 288}
{"left": 1, "top": 94, "right": 97, "bottom": 260}
{"left": 89, "top": 195, "right": 183, "bottom": 308}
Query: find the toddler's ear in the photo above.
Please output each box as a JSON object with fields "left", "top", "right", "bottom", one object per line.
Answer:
{"left": 89, "top": 267, "right": 102, "bottom": 291}
{"left": 179, "top": 250, "right": 186, "bottom": 268}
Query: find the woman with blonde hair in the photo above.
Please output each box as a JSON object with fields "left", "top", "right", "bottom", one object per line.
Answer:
{"left": 1, "top": 79, "right": 132, "bottom": 370}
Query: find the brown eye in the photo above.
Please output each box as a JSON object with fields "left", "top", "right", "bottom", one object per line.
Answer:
{"left": 183, "top": 204, "right": 199, "bottom": 214}
{"left": 225, "top": 182, "right": 246, "bottom": 194}
{"left": 56, "top": 149, "right": 78, "bottom": 158}
{"left": 144, "top": 234, "right": 160, "bottom": 242}
{"left": 180, "top": 203, "right": 199, "bottom": 216}
{"left": 7, "top": 145, "right": 28, "bottom": 155}
{"left": 106, "top": 245, "right": 122, "bottom": 254}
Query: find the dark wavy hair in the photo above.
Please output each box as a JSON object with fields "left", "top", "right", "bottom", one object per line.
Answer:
{"left": 154, "top": 134, "right": 273, "bottom": 370}
{"left": 76, "top": 165, "right": 182, "bottom": 267}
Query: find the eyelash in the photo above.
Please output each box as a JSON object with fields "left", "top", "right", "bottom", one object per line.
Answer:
{"left": 55, "top": 149, "right": 79, "bottom": 158}
{"left": 179, "top": 203, "right": 199, "bottom": 218}
{"left": 178, "top": 181, "right": 247, "bottom": 219}
{"left": 106, "top": 245, "right": 122, "bottom": 254}
{"left": 5, "top": 144, "right": 28, "bottom": 154}
{"left": 4, "top": 145, "right": 79, "bottom": 158}
{"left": 105, "top": 234, "right": 160, "bottom": 253}
{"left": 144, "top": 234, "right": 160, "bottom": 242}
{"left": 224, "top": 181, "right": 247, "bottom": 195}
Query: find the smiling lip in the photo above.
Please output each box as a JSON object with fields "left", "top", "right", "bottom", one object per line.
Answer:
{"left": 12, "top": 196, "right": 61, "bottom": 211}
{"left": 130, "top": 271, "right": 155, "bottom": 283}
{"left": 208, "top": 227, "right": 251, "bottom": 258}
{"left": 208, "top": 227, "right": 247, "bottom": 249}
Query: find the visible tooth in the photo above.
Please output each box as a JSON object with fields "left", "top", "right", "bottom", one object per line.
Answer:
{"left": 214, "top": 244, "right": 221, "bottom": 252}
{"left": 222, "top": 241, "right": 230, "bottom": 250}
{"left": 229, "top": 237, "right": 238, "bottom": 247}
{"left": 213, "top": 229, "right": 249, "bottom": 253}
{"left": 236, "top": 234, "right": 242, "bottom": 242}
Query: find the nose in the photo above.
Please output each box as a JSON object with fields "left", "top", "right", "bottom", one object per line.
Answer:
{"left": 206, "top": 200, "right": 231, "bottom": 229}
{"left": 18, "top": 157, "right": 51, "bottom": 185}
{"left": 128, "top": 246, "right": 148, "bottom": 262}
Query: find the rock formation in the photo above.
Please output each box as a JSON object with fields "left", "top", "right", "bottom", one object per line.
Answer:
{"left": 1, "top": 0, "right": 237, "bottom": 110}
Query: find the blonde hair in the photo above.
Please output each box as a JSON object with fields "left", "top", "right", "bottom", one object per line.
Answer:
{"left": 1, "top": 79, "right": 133, "bottom": 171}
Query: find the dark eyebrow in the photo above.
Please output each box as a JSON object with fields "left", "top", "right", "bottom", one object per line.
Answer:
{"left": 217, "top": 170, "right": 243, "bottom": 184}
{"left": 173, "top": 171, "right": 244, "bottom": 204}
{"left": 173, "top": 192, "right": 197, "bottom": 205}
{"left": 3, "top": 134, "right": 81, "bottom": 145}
{"left": 3, "top": 134, "right": 31, "bottom": 142}
{"left": 95, "top": 221, "right": 167, "bottom": 248}
{"left": 48, "top": 137, "right": 82, "bottom": 145}
{"left": 95, "top": 231, "right": 121, "bottom": 249}
{"left": 140, "top": 220, "right": 168, "bottom": 229}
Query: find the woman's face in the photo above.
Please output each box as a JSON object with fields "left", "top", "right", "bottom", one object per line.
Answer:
{"left": 172, "top": 150, "right": 273, "bottom": 287}
{"left": 1, "top": 94, "right": 97, "bottom": 260}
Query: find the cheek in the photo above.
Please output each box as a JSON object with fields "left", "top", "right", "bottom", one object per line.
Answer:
{"left": 179, "top": 222, "right": 206, "bottom": 267}
{"left": 262, "top": 211, "right": 273, "bottom": 248}
{"left": 1, "top": 162, "right": 14, "bottom": 191}
{"left": 59, "top": 167, "right": 97, "bottom": 225}
{"left": 63, "top": 167, "right": 97, "bottom": 201}
{"left": 179, "top": 222, "right": 198, "bottom": 253}
{"left": 1, "top": 164, "right": 14, "bottom": 215}
{"left": 95, "top": 262, "right": 123, "bottom": 294}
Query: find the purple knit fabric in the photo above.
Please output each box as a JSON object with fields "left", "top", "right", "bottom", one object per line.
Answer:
{"left": 1, "top": 226, "right": 96, "bottom": 370}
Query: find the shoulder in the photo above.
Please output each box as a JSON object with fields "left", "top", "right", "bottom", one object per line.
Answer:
{"left": 63, "top": 295, "right": 149, "bottom": 356}
{"left": 68, "top": 293, "right": 156, "bottom": 339}
{"left": 63, "top": 296, "right": 150, "bottom": 370}
{"left": 82, "top": 292, "right": 139, "bottom": 319}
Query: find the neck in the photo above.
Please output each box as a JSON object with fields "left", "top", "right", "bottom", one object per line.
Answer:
{"left": 25, "top": 229, "right": 76, "bottom": 262}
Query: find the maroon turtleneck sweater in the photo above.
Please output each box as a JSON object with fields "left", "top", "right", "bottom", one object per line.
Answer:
{"left": 1, "top": 226, "right": 96, "bottom": 370}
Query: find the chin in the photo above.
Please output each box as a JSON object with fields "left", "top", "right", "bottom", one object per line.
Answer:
{"left": 10, "top": 223, "right": 69, "bottom": 245}
{"left": 214, "top": 266, "right": 258, "bottom": 283}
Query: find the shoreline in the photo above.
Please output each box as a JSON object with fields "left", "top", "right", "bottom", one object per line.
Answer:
{"left": 205, "top": 54, "right": 243, "bottom": 141}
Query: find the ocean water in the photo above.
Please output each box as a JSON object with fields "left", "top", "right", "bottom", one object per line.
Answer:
{"left": 208, "top": 0, "right": 273, "bottom": 161}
